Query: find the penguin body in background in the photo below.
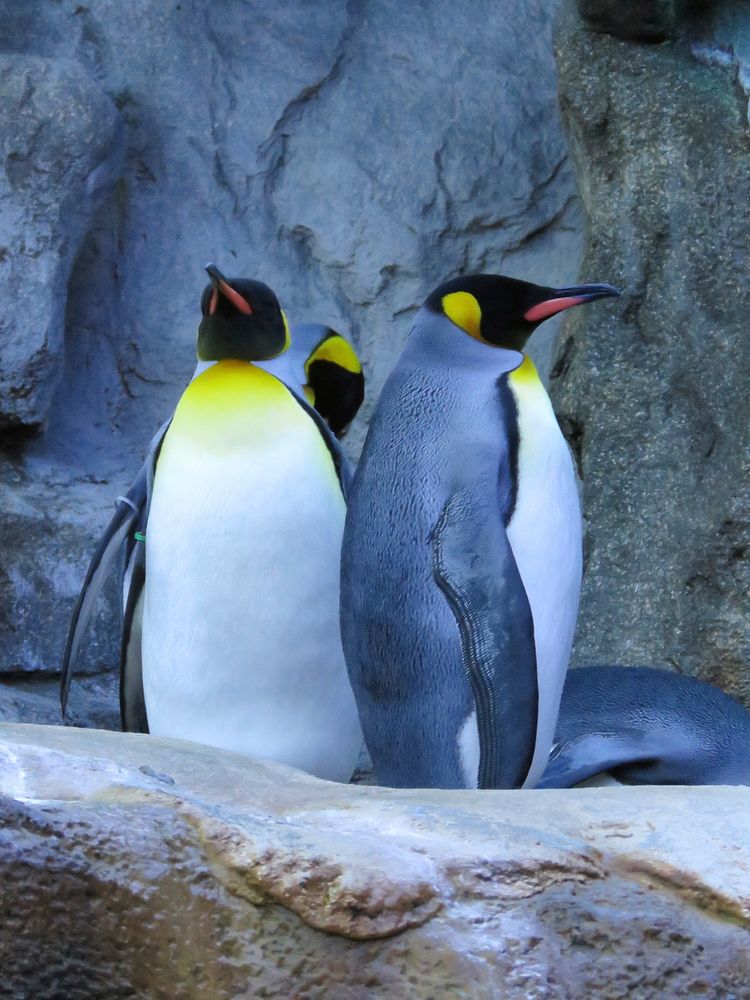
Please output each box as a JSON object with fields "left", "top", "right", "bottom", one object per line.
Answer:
{"left": 538, "top": 666, "right": 750, "bottom": 787}
{"left": 340, "top": 274, "right": 619, "bottom": 789}
{"left": 62, "top": 267, "right": 363, "bottom": 782}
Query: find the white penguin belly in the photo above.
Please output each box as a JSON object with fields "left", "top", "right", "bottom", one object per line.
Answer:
{"left": 141, "top": 363, "right": 362, "bottom": 782}
{"left": 506, "top": 357, "right": 582, "bottom": 789}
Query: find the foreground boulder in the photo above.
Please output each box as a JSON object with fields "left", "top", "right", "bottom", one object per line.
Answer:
{"left": 1, "top": 724, "right": 749, "bottom": 997}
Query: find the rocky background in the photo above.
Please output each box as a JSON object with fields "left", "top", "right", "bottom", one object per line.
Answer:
{"left": 0, "top": 0, "right": 748, "bottom": 726}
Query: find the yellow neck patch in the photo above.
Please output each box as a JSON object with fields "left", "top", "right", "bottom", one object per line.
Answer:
{"left": 305, "top": 334, "right": 362, "bottom": 376}
{"left": 442, "top": 291, "right": 482, "bottom": 342}
{"left": 169, "top": 360, "right": 295, "bottom": 447}
{"left": 508, "top": 353, "right": 542, "bottom": 387}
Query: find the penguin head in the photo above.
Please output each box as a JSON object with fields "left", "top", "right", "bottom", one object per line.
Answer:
{"left": 197, "top": 264, "right": 290, "bottom": 362}
{"left": 297, "top": 324, "right": 365, "bottom": 435}
{"left": 425, "top": 274, "right": 620, "bottom": 351}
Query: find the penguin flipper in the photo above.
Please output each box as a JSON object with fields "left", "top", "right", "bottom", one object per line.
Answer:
{"left": 431, "top": 488, "right": 538, "bottom": 789}
{"left": 120, "top": 548, "right": 148, "bottom": 732}
{"left": 60, "top": 465, "right": 148, "bottom": 717}
{"left": 287, "top": 387, "right": 353, "bottom": 498}
{"left": 536, "top": 730, "right": 654, "bottom": 788}
{"left": 118, "top": 420, "right": 170, "bottom": 733}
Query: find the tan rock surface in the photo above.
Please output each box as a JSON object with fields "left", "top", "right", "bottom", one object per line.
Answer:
{"left": 1, "top": 723, "right": 749, "bottom": 998}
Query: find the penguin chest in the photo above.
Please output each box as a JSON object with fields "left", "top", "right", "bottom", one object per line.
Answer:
{"left": 506, "top": 356, "right": 582, "bottom": 787}
{"left": 141, "top": 362, "right": 360, "bottom": 780}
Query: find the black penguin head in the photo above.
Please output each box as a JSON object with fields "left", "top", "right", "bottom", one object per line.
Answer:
{"left": 425, "top": 274, "right": 620, "bottom": 351}
{"left": 197, "top": 264, "right": 290, "bottom": 362}
{"left": 301, "top": 326, "right": 365, "bottom": 436}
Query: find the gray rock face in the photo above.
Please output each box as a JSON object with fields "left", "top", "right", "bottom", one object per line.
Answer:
{"left": 0, "top": 672, "right": 119, "bottom": 730}
{"left": 0, "top": 0, "right": 580, "bottom": 681}
{"left": 0, "top": 54, "right": 122, "bottom": 428}
{"left": 552, "top": 1, "right": 750, "bottom": 700}
{"left": 2, "top": 723, "right": 750, "bottom": 998}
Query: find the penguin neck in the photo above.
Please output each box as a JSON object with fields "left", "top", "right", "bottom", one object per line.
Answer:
{"left": 405, "top": 310, "right": 524, "bottom": 375}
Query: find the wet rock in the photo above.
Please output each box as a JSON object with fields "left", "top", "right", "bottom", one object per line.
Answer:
{"left": 2, "top": 723, "right": 750, "bottom": 997}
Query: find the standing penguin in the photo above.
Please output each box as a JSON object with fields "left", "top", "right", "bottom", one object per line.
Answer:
{"left": 341, "top": 274, "right": 619, "bottom": 789}
{"left": 62, "top": 266, "right": 363, "bottom": 782}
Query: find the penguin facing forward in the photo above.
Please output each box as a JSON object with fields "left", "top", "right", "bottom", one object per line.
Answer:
{"left": 340, "top": 274, "right": 619, "bottom": 789}
{"left": 538, "top": 666, "right": 750, "bottom": 788}
{"left": 62, "top": 314, "right": 366, "bottom": 735}
{"left": 62, "top": 265, "right": 363, "bottom": 782}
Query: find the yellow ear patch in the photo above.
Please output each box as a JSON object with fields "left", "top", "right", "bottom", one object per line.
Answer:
{"left": 441, "top": 291, "right": 483, "bottom": 341}
{"left": 305, "top": 334, "right": 362, "bottom": 376}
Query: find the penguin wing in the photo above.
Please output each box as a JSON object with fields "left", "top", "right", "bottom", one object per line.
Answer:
{"left": 60, "top": 464, "right": 148, "bottom": 716}
{"left": 60, "top": 420, "right": 169, "bottom": 721}
{"left": 536, "top": 730, "right": 654, "bottom": 788}
{"left": 119, "top": 536, "right": 148, "bottom": 732}
{"left": 431, "top": 486, "right": 538, "bottom": 789}
{"left": 118, "top": 419, "right": 170, "bottom": 732}
{"left": 287, "top": 387, "right": 353, "bottom": 498}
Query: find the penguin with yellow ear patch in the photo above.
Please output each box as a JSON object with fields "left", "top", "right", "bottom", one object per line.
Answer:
{"left": 62, "top": 265, "right": 363, "bottom": 782}
{"left": 263, "top": 323, "right": 365, "bottom": 436}
{"left": 61, "top": 313, "right": 366, "bottom": 740}
{"left": 340, "top": 273, "right": 619, "bottom": 789}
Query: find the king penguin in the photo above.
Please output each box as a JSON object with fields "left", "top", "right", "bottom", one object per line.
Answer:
{"left": 62, "top": 265, "right": 363, "bottom": 782}
{"left": 340, "top": 273, "right": 619, "bottom": 789}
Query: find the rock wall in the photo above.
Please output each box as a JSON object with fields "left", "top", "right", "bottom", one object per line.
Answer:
{"left": 552, "top": 0, "right": 750, "bottom": 700}
{"left": 3, "top": 723, "right": 750, "bottom": 998}
{"left": 0, "top": 0, "right": 580, "bottom": 682}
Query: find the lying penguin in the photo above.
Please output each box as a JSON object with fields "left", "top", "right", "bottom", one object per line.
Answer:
{"left": 341, "top": 273, "right": 619, "bottom": 789}
{"left": 62, "top": 266, "right": 364, "bottom": 782}
{"left": 539, "top": 665, "right": 750, "bottom": 787}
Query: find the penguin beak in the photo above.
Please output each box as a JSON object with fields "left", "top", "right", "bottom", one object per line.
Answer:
{"left": 204, "top": 262, "right": 253, "bottom": 316}
{"left": 523, "top": 283, "right": 620, "bottom": 323}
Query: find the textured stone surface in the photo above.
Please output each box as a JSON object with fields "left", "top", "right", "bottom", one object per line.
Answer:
{"left": 0, "top": 672, "right": 118, "bottom": 731}
{"left": 2, "top": 724, "right": 750, "bottom": 998}
{"left": 552, "top": 2, "right": 750, "bottom": 700}
{"left": 0, "top": 53, "right": 122, "bottom": 428}
{"left": 0, "top": 0, "right": 580, "bottom": 677}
